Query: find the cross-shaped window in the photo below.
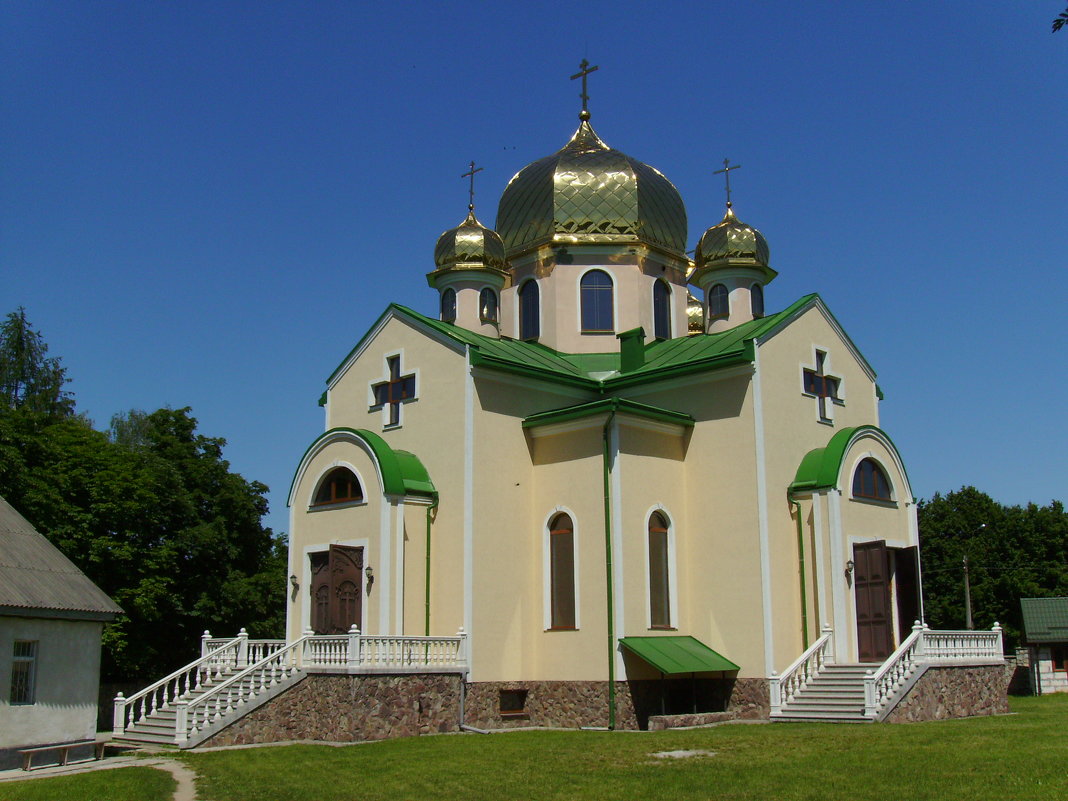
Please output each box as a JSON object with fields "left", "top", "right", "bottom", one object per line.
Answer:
{"left": 802, "top": 350, "right": 842, "bottom": 423}
{"left": 370, "top": 355, "right": 416, "bottom": 427}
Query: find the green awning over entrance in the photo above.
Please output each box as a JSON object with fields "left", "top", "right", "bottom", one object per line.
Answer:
{"left": 619, "top": 636, "right": 739, "bottom": 674}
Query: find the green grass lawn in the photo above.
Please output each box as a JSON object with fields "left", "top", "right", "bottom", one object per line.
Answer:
{"left": 0, "top": 766, "right": 175, "bottom": 801}
{"left": 3, "top": 695, "right": 1066, "bottom": 801}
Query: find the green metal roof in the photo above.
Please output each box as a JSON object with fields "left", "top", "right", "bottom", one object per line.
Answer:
{"left": 789, "top": 425, "right": 907, "bottom": 494}
{"left": 288, "top": 428, "right": 437, "bottom": 506}
{"left": 1021, "top": 598, "right": 1068, "bottom": 643}
{"left": 619, "top": 635, "right": 739, "bottom": 674}
{"left": 522, "top": 397, "right": 694, "bottom": 430}
{"left": 326, "top": 294, "right": 829, "bottom": 396}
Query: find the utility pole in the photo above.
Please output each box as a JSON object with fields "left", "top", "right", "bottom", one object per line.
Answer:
{"left": 963, "top": 554, "right": 973, "bottom": 630}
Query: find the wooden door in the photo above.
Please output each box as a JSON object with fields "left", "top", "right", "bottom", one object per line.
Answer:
{"left": 894, "top": 546, "right": 921, "bottom": 637}
{"left": 310, "top": 545, "right": 364, "bottom": 634}
{"left": 854, "top": 541, "right": 894, "bottom": 661}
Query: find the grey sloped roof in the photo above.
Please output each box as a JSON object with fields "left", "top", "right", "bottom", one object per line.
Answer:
{"left": 0, "top": 495, "right": 122, "bottom": 621}
{"left": 1021, "top": 597, "right": 1068, "bottom": 644}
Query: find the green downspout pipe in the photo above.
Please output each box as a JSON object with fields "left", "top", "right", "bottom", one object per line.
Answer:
{"left": 602, "top": 411, "right": 617, "bottom": 729}
{"left": 791, "top": 498, "right": 810, "bottom": 649}
{"left": 425, "top": 501, "right": 437, "bottom": 636}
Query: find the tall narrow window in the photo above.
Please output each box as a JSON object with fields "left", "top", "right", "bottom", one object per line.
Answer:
{"left": 853, "top": 458, "right": 893, "bottom": 501}
{"left": 372, "top": 355, "right": 416, "bottom": 427}
{"left": 648, "top": 512, "right": 671, "bottom": 628}
{"left": 441, "top": 288, "right": 457, "bottom": 322}
{"left": 653, "top": 280, "right": 671, "bottom": 339}
{"left": 709, "top": 284, "right": 729, "bottom": 319}
{"left": 519, "top": 280, "right": 540, "bottom": 340}
{"left": 313, "top": 467, "right": 363, "bottom": 506}
{"left": 479, "top": 288, "right": 498, "bottom": 323}
{"left": 549, "top": 513, "right": 575, "bottom": 629}
{"left": 580, "top": 270, "right": 614, "bottom": 332}
{"left": 9, "top": 641, "right": 37, "bottom": 704}
{"left": 750, "top": 284, "right": 764, "bottom": 318}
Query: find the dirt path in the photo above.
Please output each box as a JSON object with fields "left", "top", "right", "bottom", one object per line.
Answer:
{"left": 0, "top": 755, "right": 199, "bottom": 801}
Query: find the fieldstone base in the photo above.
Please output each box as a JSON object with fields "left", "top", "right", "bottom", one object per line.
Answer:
{"left": 199, "top": 673, "right": 462, "bottom": 747}
{"left": 464, "top": 677, "right": 768, "bottom": 731}
{"left": 884, "top": 664, "right": 1009, "bottom": 723}
{"left": 647, "top": 711, "right": 736, "bottom": 730}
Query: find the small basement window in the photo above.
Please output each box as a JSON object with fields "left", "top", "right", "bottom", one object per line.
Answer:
{"left": 499, "top": 688, "right": 529, "bottom": 717}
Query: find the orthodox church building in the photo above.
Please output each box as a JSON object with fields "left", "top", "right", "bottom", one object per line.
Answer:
{"left": 284, "top": 81, "right": 926, "bottom": 726}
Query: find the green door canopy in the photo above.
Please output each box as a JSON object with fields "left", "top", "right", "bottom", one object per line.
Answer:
{"left": 619, "top": 636, "right": 739, "bottom": 674}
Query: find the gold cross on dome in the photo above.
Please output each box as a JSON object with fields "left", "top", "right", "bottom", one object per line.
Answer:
{"left": 570, "top": 59, "right": 599, "bottom": 120}
{"left": 461, "top": 160, "right": 483, "bottom": 211}
{"left": 713, "top": 158, "right": 741, "bottom": 207}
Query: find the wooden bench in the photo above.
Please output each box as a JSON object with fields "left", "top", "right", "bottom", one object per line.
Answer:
{"left": 18, "top": 739, "right": 108, "bottom": 771}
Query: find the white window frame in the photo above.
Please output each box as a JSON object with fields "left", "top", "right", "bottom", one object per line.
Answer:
{"left": 643, "top": 505, "right": 678, "bottom": 630}
{"left": 576, "top": 267, "right": 618, "bottom": 335}
{"left": 542, "top": 506, "right": 581, "bottom": 631}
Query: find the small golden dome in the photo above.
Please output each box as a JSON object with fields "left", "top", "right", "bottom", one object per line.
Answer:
{"left": 433, "top": 209, "right": 508, "bottom": 272}
{"left": 687, "top": 290, "right": 704, "bottom": 334}
{"left": 694, "top": 205, "right": 770, "bottom": 269}
{"left": 496, "top": 121, "right": 687, "bottom": 260}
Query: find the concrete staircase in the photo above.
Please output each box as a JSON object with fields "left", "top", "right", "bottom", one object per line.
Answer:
{"left": 113, "top": 667, "right": 244, "bottom": 747}
{"left": 772, "top": 664, "right": 879, "bottom": 722}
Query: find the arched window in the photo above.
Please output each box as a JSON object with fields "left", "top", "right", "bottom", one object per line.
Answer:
{"left": 648, "top": 511, "right": 671, "bottom": 628}
{"left": 313, "top": 467, "right": 363, "bottom": 506}
{"left": 479, "top": 288, "right": 498, "bottom": 323}
{"left": 549, "top": 513, "right": 575, "bottom": 629}
{"left": 441, "top": 288, "right": 456, "bottom": 323}
{"left": 709, "top": 284, "right": 729, "bottom": 318}
{"left": 750, "top": 284, "right": 764, "bottom": 318}
{"left": 653, "top": 280, "right": 671, "bottom": 340}
{"left": 519, "top": 280, "right": 540, "bottom": 340}
{"left": 853, "top": 458, "right": 893, "bottom": 501}
{"left": 580, "top": 270, "right": 614, "bottom": 333}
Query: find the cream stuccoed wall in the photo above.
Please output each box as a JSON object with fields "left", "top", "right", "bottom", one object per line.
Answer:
{"left": 0, "top": 617, "right": 103, "bottom": 752}
{"left": 288, "top": 316, "right": 470, "bottom": 643}
{"left": 501, "top": 247, "right": 689, "bottom": 351}
{"left": 756, "top": 305, "right": 917, "bottom": 668}
{"left": 615, "top": 369, "right": 769, "bottom": 678}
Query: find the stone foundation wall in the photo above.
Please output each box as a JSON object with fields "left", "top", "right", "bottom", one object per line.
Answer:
{"left": 463, "top": 677, "right": 769, "bottom": 731}
{"left": 200, "top": 673, "right": 462, "bottom": 747}
{"left": 884, "top": 664, "right": 1009, "bottom": 723}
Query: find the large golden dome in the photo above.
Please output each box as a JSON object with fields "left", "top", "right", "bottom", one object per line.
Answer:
{"left": 496, "top": 121, "right": 687, "bottom": 260}
{"left": 432, "top": 209, "right": 508, "bottom": 273}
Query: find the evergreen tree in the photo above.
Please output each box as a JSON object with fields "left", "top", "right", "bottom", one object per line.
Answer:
{"left": 0, "top": 307, "right": 75, "bottom": 419}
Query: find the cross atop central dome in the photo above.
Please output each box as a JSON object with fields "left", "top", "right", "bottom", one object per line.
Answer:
{"left": 495, "top": 120, "right": 688, "bottom": 262}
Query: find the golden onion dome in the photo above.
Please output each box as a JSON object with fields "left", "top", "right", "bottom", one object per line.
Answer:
{"left": 694, "top": 204, "right": 770, "bottom": 269}
{"left": 686, "top": 290, "right": 705, "bottom": 334}
{"left": 433, "top": 209, "right": 508, "bottom": 272}
{"left": 496, "top": 120, "right": 687, "bottom": 260}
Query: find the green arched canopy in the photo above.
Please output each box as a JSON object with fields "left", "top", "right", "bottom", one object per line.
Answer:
{"left": 789, "top": 425, "right": 910, "bottom": 497}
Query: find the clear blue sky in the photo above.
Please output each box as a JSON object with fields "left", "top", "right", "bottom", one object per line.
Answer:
{"left": 3, "top": 1, "right": 1066, "bottom": 537}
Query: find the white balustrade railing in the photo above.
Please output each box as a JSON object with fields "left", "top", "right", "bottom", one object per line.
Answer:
{"left": 770, "top": 625, "right": 833, "bottom": 715}
{"left": 176, "top": 638, "right": 306, "bottom": 745}
{"left": 922, "top": 626, "right": 1003, "bottom": 663}
{"left": 864, "top": 622, "right": 1004, "bottom": 718}
{"left": 114, "top": 630, "right": 247, "bottom": 736}
{"left": 302, "top": 626, "right": 468, "bottom": 670}
{"left": 864, "top": 622, "right": 924, "bottom": 716}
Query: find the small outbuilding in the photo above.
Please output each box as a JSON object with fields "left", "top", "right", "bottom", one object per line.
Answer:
{"left": 1020, "top": 597, "right": 1068, "bottom": 695}
{"left": 0, "top": 495, "right": 122, "bottom": 770}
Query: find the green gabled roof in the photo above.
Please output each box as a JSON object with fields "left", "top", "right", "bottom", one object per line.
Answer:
{"left": 619, "top": 635, "right": 739, "bottom": 674}
{"left": 522, "top": 397, "right": 694, "bottom": 430}
{"left": 789, "top": 425, "right": 905, "bottom": 494}
{"left": 1021, "top": 598, "right": 1068, "bottom": 644}
{"left": 325, "top": 293, "right": 835, "bottom": 395}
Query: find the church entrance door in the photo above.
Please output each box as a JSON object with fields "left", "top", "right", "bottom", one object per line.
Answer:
{"left": 853, "top": 541, "right": 894, "bottom": 661}
{"left": 310, "top": 545, "right": 364, "bottom": 634}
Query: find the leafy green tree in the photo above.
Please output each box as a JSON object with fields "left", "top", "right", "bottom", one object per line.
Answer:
{"left": 0, "top": 307, "right": 74, "bottom": 419}
{"left": 919, "top": 487, "right": 1068, "bottom": 650}
{"left": 0, "top": 310, "right": 285, "bottom": 682}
